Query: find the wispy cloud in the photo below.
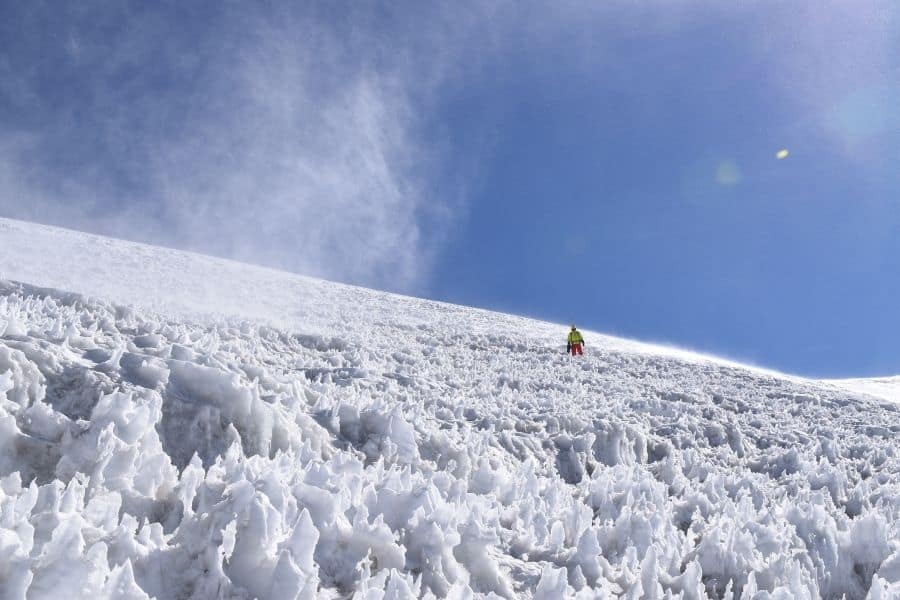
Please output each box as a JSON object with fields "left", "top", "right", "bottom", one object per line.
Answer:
{"left": 4, "top": 1, "right": 893, "bottom": 296}
{"left": 0, "top": 3, "right": 484, "bottom": 291}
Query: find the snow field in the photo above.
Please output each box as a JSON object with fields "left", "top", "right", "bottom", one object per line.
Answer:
{"left": 826, "top": 378, "right": 900, "bottom": 406}
{"left": 0, "top": 276, "right": 899, "bottom": 599}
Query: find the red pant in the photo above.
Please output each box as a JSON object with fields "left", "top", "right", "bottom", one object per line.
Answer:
{"left": 570, "top": 343, "right": 583, "bottom": 356}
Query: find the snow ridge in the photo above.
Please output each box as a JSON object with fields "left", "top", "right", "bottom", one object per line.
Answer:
{"left": 1, "top": 277, "right": 899, "bottom": 599}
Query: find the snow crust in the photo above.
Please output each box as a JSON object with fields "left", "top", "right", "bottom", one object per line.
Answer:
{"left": 1, "top": 218, "right": 899, "bottom": 599}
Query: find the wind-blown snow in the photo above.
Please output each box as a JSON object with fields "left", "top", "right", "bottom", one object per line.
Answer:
{"left": 0, "top": 218, "right": 899, "bottom": 599}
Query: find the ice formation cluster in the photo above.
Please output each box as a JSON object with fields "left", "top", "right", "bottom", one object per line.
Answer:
{"left": 0, "top": 221, "right": 899, "bottom": 599}
{"left": 1, "top": 280, "right": 899, "bottom": 600}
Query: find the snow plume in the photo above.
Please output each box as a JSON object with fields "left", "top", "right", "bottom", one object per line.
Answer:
{"left": 0, "top": 3, "right": 474, "bottom": 291}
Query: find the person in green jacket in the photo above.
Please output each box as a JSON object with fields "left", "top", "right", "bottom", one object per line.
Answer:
{"left": 567, "top": 325, "right": 584, "bottom": 356}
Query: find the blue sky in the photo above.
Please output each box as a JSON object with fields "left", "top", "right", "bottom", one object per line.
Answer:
{"left": 1, "top": 2, "right": 898, "bottom": 377}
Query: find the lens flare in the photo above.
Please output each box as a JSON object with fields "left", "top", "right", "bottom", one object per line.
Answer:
{"left": 715, "top": 161, "right": 742, "bottom": 185}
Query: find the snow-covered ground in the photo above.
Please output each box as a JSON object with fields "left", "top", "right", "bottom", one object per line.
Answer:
{"left": 825, "top": 378, "right": 900, "bottom": 406}
{"left": 1, "top": 217, "right": 899, "bottom": 599}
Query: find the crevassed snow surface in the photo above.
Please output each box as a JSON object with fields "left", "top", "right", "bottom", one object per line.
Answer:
{"left": 0, "top": 218, "right": 899, "bottom": 600}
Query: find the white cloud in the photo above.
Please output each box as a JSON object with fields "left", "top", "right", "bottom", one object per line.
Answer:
{"left": 0, "top": 3, "right": 479, "bottom": 292}
{"left": 6, "top": 0, "right": 889, "bottom": 296}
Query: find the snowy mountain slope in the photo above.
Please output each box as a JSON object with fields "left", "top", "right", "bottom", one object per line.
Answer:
{"left": 826, "top": 378, "right": 900, "bottom": 405}
{"left": 1, "top": 218, "right": 899, "bottom": 599}
{"left": 0, "top": 218, "right": 789, "bottom": 375}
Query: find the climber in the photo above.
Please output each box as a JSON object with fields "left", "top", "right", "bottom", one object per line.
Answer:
{"left": 567, "top": 325, "right": 584, "bottom": 356}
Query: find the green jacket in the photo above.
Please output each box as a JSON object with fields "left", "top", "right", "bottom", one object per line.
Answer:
{"left": 567, "top": 330, "right": 584, "bottom": 344}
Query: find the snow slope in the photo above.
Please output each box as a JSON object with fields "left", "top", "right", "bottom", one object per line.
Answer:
{"left": 1, "top": 217, "right": 899, "bottom": 599}
{"left": 826, "top": 378, "right": 900, "bottom": 406}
